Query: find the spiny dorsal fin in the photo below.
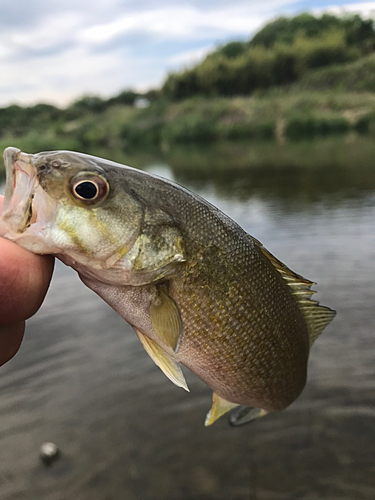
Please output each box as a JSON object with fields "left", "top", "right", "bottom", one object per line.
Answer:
{"left": 134, "top": 328, "right": 189, "bottom": 392}
{"left": 254, "top": 239, "right": 336, "bottom": 345}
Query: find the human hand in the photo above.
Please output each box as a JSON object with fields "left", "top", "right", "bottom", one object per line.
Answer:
{"left": 0, "top": 195, "right": 54, "bottom": 366}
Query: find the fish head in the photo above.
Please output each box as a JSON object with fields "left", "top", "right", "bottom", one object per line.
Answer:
{"left": 0, "top": 147, "right": 144, "bottom": 280}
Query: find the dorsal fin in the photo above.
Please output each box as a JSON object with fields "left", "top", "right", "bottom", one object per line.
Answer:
{"left": 254, "top": 239, "right": 336, "bottom": 345}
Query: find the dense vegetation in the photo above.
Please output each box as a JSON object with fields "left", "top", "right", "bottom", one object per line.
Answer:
{"left": 1, "top": 11, "right": 375, "bottom": 164}
{"left": 162, "top": 13, "right": 375, "bottom": 99}
{"left": 1, "top": 91, "right": 375, "bottom": 159}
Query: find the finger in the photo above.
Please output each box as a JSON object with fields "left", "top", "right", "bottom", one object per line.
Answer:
{"left": 0, "top": 237, "right": 54, "bottom": 323}
{"left": 0, "top": 197, "right": 54, "bottom": 324}
{"left": 0, "top": 322, "right": 25, "bottom": 367}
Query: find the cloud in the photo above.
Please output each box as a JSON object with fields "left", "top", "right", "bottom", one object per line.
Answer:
{"left": 1, "top": 0, "right": 373, "bottom": 107}
{"left": 315, "top": 1, "right": 375, "bottom": 15}
{"left": 79, "top": 3, "right": 285, "bottom": 45}
{"left": 0, "top": 42, "right": 167, "bottom": 106}
{"left": 0, "top": 0, "right": 297, "bottom": 106}
{"left": 167, "top": 46, "right": 215, "bottom": 68}
{"left": 1, "top": 11, "right": 82, "bottom": 62}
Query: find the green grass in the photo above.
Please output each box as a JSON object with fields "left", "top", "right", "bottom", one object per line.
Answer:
{"left": 2, "top": 87, "right": 375, "bottom": 176}
{"left": 295, "top": 52, "right": 375, "bottom": 93}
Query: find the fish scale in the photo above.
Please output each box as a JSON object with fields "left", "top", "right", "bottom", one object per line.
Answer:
{"left": 166, "top": 228, "right": 310, "bottom": 410}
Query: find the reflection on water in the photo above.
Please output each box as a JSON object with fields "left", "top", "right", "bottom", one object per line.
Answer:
{"left": 1, "top": 142, "right": 375, "bottom": 499}
{"left": 165, "top": 141, "right": 375, "bottom": 206}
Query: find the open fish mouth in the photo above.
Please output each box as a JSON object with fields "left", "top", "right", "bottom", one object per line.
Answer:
{"left": 1, "top": 147, "right": 38, "bottom": 234}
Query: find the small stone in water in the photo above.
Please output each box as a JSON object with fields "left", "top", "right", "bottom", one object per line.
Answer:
{"left": 40, "top": 442, "right": 60, "bottom": 465}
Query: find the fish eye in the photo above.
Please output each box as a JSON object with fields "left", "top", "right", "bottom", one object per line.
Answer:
{"left": 75, "top": 181, "right": 98, "bottom": 199}
{"left": 70, "top": 175, "right": 109, "bottom": 205}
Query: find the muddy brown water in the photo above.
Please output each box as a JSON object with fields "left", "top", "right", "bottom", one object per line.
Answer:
{"left": 0, "top": 151, "right": 374, "bottom": 499}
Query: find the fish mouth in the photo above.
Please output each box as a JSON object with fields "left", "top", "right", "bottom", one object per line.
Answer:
{"left": 0, "top": 147, "right": 59, "bottom": 253}
{"left": 1, "top": 147, "right": 38, "bottom": 234}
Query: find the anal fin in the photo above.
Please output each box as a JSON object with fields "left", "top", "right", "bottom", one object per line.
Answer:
{"left": 134, "top": 328, "right": 189, "bottom": 392}
{"left": 205, "top": 392, "right": 239, "bottom": 426}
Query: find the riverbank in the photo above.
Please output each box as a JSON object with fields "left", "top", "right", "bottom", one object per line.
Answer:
{"left": 1, "top": 89, "right": 375, "bottom": 174}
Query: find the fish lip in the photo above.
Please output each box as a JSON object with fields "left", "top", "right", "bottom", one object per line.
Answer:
{"left": 1, "top": 147, "right": 38, "bottom": 233}
{"left": 2, "top": 147, "right": 21, "bottom": 212}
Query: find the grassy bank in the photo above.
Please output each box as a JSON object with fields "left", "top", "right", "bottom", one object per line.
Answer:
{"left": 1, "top": 90, "right": 375, "bottom": 174}
{"left": 294, "top": 52, "right": 375, "bottom": 94}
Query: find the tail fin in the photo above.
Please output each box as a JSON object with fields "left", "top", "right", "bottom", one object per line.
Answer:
{"left": 228, "top": 406, "right": 268, "bottom": 426}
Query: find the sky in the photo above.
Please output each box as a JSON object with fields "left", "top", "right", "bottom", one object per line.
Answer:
{"left": 1, "top": 0, "right": 375, "bottom": 107}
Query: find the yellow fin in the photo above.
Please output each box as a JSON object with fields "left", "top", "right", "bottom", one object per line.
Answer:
{"left": 255, "top": 240, "right": 336, "bottom": 346}
{"left": 135, "top": 328, "right": 189, "bottom": 392}
{"left": 204, "top": 392, "right": 239, "bottom": 426}
{"left": 149, "top": 288, "right": 183, "bottom": 352}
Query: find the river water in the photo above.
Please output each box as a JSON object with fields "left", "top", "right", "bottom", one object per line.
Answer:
{"left": 0, "top": 144, "right": 374, "bottom": 499}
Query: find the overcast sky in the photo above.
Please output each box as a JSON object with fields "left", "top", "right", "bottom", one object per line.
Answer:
{"left": 1, "top": 0, "right": 375, "bottom": 107}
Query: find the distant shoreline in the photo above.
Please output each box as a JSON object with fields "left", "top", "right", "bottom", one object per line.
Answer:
{"left": 1, "top": 89, "right": 375, "bottom": 174}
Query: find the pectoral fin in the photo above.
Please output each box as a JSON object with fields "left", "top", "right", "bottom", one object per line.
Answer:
{"left": 204, "top": 392, "right": 239, "bottom": 426}
{"left": 149, "top": 288, "right": 183, "bottom": 352}
{"left": 134, "top": 328, "right": 189, "bottom": 392}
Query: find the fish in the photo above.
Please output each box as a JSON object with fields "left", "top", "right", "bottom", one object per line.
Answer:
{"left": 0, "top": 147, "right": 335, "bottom": 426}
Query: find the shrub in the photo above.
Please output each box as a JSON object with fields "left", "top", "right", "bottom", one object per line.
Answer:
{"left": 162, "top": 115, "right": 218, "bottom": 143}
{"left": 120, "top": 122, "right": 162, "bottom": 147}
{"left": 353, "top": 114, "right": 375, "bottom": 134}
{"left": 285, "top": 115, "right": 350, "bottom": 140}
